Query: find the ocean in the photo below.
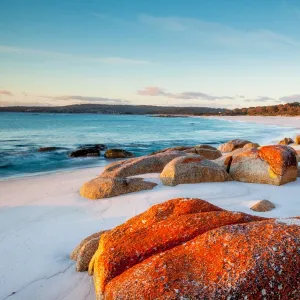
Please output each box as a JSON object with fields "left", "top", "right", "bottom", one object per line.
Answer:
{"left": 0, "top": 112, "right": 294, "bottom": 179}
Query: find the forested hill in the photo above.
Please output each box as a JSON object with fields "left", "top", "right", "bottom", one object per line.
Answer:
{"left": 0, "top": 104, "right": 226, "bottom": 115}
{"left": 222, "top": 102, "right": 300, "bottom": 116}
{"left": 0, "top": 102, "right": 299, "bottom": 116}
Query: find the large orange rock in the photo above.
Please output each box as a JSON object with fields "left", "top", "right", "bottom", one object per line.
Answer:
{"left": 101, "top": 151, "right": 186, "bottom": 178}
{"left": 230, "top": 145, "right": 298, "bottom": 185}
{"left": 160, "top": 155, "right": 232, "bottom": 186}
{"left": 218, "top": 139, "right": 252, "bottom": 152}
{"left": 91, "top": 204, "right": 264, "bottom": 297}
{"left": 88, "top": 198, "right": 223, "bottom": 275}
{"left": 104, "top": 219, "right": 300, "bottom": 300}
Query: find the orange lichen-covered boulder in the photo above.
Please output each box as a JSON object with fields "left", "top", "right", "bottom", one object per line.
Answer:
{"left": 160, "top": 155, "right": 232, "bottom": 186}
{"left": 104, "top": 219, "right": 300, "bottom": 300}
{"left": 101, "top": 151, "right": 186, "bottom": 178}
{"left": 103, "top": 198, "right": 224, "bottom": 235}
{"left": 88, "top": 198, "right": 224, "bottom": 275}
{"left": 91, "top": 207, "right": 264, "bottom": 297}
{"left": 230, "top": 145, "right": 298, "bottom": 185}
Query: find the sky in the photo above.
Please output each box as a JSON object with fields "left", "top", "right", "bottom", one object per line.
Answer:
{"left": 0, "top": 0, "right": 300, "bottom": 108}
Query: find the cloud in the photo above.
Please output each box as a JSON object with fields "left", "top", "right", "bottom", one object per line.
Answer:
{"left": 137, "top": 87, "right": 168, "bottom": 96}
{"left": 138, "top": 86, "right": 233, "bottom": 101}
{"left": 139, "top": 15, "right": 300, "bottom": 50}
{"left": 0, "top": 45, "right": 150, "bottom": 65}
{"left": 0, "top": 90, "right": 13, "bottom": 96}
{"left": 244, "top": 96, "right": 275, "bottom": 102}
{"left": 279, "top": 94, "right": 300, "bottom": 103}
{"left": 43, "top": 94, "right": 130, "bottom": 104}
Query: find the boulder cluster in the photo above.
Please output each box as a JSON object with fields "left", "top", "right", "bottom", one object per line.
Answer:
{"left": 68, "top": 144, "right": 134, "bottom": 159}
{"left": 80, "top": 139, "right": 299, "bottom": 199}
{"left": 70, "top": 198, "right": 300, "bottom": 299}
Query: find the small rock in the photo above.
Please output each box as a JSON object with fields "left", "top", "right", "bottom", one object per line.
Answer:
{"left": 38, "top": 147, "right": 61, "bottom": 152}
{"left": 295, "top": 135, "right": 300, "bottom": 145}
{"left": 251, "top": 200, "right": 275, "bottom": 212}
{"left": 184, "top": 146, "right": 222, "bottom": 160}
{"left": 70, "top": 231, "right": 107, "bottom": 272}
{"left": 278, "top": 138, "right": 294, "bottom": 145}
{"left": 104, "top": 149, "right": 134, "bottom": 159}
{"left": 243, "top": 143, "right": 260, "bottom": 150}
{"left": 218, "top": 139, "right": 252, "bottom": 153}
{"left": 69, "top": 147, "right": 100, "bottom": 157}
{"left": 79, "top": 144, "right": 106, "bottom": 150}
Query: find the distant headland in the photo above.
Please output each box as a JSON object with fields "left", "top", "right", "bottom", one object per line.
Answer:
{"left": 0, "top": 102, "right": 299, "bottom": 116}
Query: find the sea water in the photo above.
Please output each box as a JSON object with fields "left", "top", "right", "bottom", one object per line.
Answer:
{"left": 0, "top": 112, "right": 295, "bottom": 179}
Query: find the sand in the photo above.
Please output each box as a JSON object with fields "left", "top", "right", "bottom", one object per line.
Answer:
{"left": 0, "top": 116, "right": 299, "bottom": 300}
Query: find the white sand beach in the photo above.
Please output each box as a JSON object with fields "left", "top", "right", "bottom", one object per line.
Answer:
{"left": 207, "top": 115, "right": 300, "bottom": 129}
{"left": 0, "top": 116, "right": 299, "bottom": 300}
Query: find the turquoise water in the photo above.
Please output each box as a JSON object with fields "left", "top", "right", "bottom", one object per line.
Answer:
{"left": 0, "top": 112, "right": 294, "bottom": 179}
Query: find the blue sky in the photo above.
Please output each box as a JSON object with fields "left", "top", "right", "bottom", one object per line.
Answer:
{"left": 0, "top": 0, "right": 300, "bottom": 108}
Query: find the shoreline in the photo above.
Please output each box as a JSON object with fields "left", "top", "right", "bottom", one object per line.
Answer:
{"left": 0, "top": 116, "right": 299, "bottom": 300}
{"left": 2, "top": 115, "right": 299, "bottom": 181}
{"left": 205, "top": 115, "right": 300, "bottom": 129}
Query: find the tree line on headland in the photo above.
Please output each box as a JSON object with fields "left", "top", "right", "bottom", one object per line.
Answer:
{"left": 0, "top": 102, "right": 299, "bottom": 116}
{"left": 222, "top": 102, "right": 300, "bottom": 116}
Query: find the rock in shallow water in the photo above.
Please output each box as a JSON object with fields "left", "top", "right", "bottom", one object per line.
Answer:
{"left": 104, "top": 149, "right": 133, "bottom": 159}
{"left": 69, "top": 147, "right": 100, "bottom": 157}
{"left": 38, "top": 146, "right": 62, "bottom": 152}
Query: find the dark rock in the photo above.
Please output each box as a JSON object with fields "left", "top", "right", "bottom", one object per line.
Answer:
{"left": 69, "top": 147, "right": 100, "bottom": 157}
{"left": 38, "top": 147, "right": 61, "bottom": 152}
{"left": 79, "top": 144, "right": 106, "bottom": 150}
{"left": 104, "top": 149, "right": 134, "bottom": 159}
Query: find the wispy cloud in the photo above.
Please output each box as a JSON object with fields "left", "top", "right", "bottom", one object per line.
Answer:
{"left": 279, "top": 94, "right": 300, "bottom": 103}
{"left": 138, "top": 86, "right": 233, "bottom": 101}
{"left": 0, "top": 90, "right": 13, "bottom": 96}
{"left": 137, "top": 87, "right": 168, "bottom": 96}
{"left": 244, "top": 96, "right": 275, "bottom": 102}
{"left": 139, "top": 14, "right": 300, "bottom": 50}
{"left": 43, "top": 94, "right": 130, "bottom": 104}
{"left": 0, "top": 45, "right": 150, "bottom": 65}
